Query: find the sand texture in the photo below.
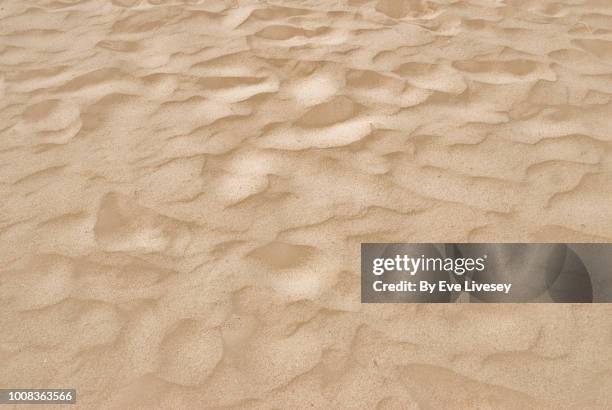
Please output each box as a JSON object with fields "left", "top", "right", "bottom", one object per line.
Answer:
{"left": 2, "top": 0, "right": 612, "bottom": 408}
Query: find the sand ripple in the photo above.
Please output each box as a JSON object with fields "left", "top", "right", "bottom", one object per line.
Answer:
{"left": 1, "top": 0, "right": 612, "bottom": 408}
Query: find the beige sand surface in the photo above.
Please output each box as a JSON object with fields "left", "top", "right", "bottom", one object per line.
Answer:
{"left": 1, "top": 0, "right": 612, "bottom": 408}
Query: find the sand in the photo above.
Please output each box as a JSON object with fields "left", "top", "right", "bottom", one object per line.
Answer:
{"left": 1, "top": 0, "right": 612, "bottom": 408}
